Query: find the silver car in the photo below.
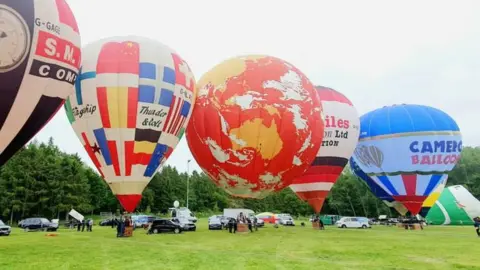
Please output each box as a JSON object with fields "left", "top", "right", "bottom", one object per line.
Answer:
{"left": 0, "top": 220, "right": 11, "bottom": 236}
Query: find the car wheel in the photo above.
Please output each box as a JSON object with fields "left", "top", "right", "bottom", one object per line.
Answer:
{"left": 341, "top": 225, "right": 346, "bottom": 228}
{"left": 174, "top": 228, "right": 180, "bottom": 234}
{"left": 362, "top": 225, "right": 367, "bottom": 229}
{"left": 153, "top": 228, "right": 159, "bottom": 234}
{"left": 192, "top": 228, "right": 196, "bottom": 232}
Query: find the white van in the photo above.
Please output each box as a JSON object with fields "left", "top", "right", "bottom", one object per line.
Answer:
{"left": 169, "top": 207, "right": 197, "bottom": 223}
{"left": 336, "top": 217, "right": 371, "bottom": 229}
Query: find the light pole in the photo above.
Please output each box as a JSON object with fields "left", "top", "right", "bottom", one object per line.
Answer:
{"left": 186, "top": 159, "right": 191, "bottom": 209}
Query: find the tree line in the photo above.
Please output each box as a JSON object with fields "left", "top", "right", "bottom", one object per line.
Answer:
{"left": 1, "top": 138, "right": 479, "bottom": 223}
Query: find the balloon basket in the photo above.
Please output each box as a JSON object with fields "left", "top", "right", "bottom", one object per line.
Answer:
{"left": 398, "top": 223, "right": 423, "bottom": 230}
{"left": 124, "top": 226, "right": 134, "bottom": 237}
{"left": 312, "top": 221, "right": 320, "bottom": 230}
{"left": 236, "top": 223, "right": 250, "bottom": 233}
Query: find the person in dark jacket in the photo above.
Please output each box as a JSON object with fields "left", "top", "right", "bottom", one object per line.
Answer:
{"left": 81, "top": 219, "right": 86, "bottom": 232}
{"left": 77, "top": 220, "right": 81, "bottom": 231}
{"left": 474, "top": 217, "right": 480, "bottom": 236}
{"left": 117, "top": 216, "right": 125, "bottom": 237}
{"left": 247, "top": 218, "right": 253, "bottom": 232}
{"left": 228, "top": 218, "right": 237, "bottom": 233}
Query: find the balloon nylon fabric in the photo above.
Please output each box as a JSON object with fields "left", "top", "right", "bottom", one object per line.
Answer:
{"left": 426, "top": 185, "right": 480, "bottom": 225}
{"left": 0, "top": 0, "right": 80, "bottom": 166}
{"left": 65, "top": 36, "right": 195, "bottom": 212}
{"left": 352, "top": 104, "right": 462, "bottom": 215}
{"left": 186, "top": 55, "right": 323, "bottom": 199}
{"left": 290, "top": 86, "right": 359, "bottom": 213}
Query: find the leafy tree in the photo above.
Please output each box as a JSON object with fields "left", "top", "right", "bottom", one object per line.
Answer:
{"left": 0, "top": 139, "right": 478, "bottom": 223}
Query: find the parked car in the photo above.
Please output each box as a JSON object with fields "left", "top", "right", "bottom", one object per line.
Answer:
{"left": 21, "top": 218, "right": 58, "bottom": 232}
{"left": 336, "top": 217, "right": 371, "bottom": 229}
{"left": 255, "top": 218, "right": 265, "bottom": 227}
{"left": 148, "top": 219, "right": 182, "bottom": 234}
{"left": 172, "top": 217, "right": 196, "bottom": 231}
{"left": 208, "top": 216, "right": 223, "bottom": 230}
{"left": 277, "top": 215, "right": 295, "bottom": 226}
{"left": 169, "top": 207, "right": 198, "bottom": 223}
{"left": 0, "top": 220, "right": 11, "bottom": 236}
{"left": 132, "top": 215, "right": 150, "bottom": 228}
{"left": 256, "top": 213, "right": 278, "bottom": 224}
{"left": 99, "top": 219, "right": 117, "bottom": 226}
{"left": 219, "top": 216, "right": 231, "bottom": 229}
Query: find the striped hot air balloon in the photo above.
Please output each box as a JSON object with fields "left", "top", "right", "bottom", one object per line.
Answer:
{"left": 64, "top": 36, "right": 196, "bottom": 212}
{"left": 290, "top": 86, "right": 360, "bottom": 213}
{"left": 0, "top": 0, "right": 80, "bottom": 166}
{"left": 419, "top": 175, "right": 447, "bottom": 218}
{"left": 352, "top": 104, "right": 462, "bottom": 216}
{"left": 350, "top": 157, "right": 408, "bottom": 216}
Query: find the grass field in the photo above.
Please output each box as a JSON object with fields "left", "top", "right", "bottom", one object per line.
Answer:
{"left": 0, "top": 220, "right": 479, "bottom": 270}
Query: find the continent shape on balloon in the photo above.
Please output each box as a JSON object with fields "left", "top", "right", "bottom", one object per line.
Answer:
{"left": 64, "top": 36, "right": 196, "bottom": 212}
{"left": 0, "top": 0, "right": 81, "bottom": 166}
{"left": 351, "top": 104, "right": 462, "bottom": 215}
{"left": 290, "top": 86, "right": 360, "bottom": 213}
{"left": 186, "top": 55, "right": 324, "bottom": 199}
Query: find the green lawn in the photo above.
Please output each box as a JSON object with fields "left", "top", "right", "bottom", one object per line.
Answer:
{"left": 0, "top": 220, "right": 478, "bottom": 270}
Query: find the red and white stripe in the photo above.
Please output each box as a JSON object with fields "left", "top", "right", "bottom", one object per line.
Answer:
{"left": 163, "top": 96, "right": 184, "bottom": 134}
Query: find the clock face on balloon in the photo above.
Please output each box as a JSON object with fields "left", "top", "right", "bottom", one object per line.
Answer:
{"left": 0, "top": 4, "right": 30, "bottom": 73}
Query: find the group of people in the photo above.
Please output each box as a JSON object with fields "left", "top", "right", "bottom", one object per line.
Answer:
{"left": 227, "top": 212, "right": 258, "bottom": 233}
{"left": 116, "top": 215, "right": 133, "bottom": 237}
{"left": 312, "top": 215, "right": 325, "bottom": 230}
{"left": 68, "top": 218, "right": 93, "bottom": 232}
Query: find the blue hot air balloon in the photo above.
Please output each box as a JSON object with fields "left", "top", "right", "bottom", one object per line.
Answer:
{"left": 350, "top": 157, "right": 408, "bottom": 216}
{"left": 351, "top": 104, "right": 462, "bottom": 215}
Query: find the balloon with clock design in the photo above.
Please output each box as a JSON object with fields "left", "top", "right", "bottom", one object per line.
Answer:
{"left": 0, "top": 0, "right": 81, "bottom": 166}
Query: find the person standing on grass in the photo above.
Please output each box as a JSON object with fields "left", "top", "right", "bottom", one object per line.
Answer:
{"left": 81, "top": 219, "right": 86, "bottom": 232}
{"left": 247, "top": 217, "right": 253, "bottom": 232}
{"left": 228, "top": 218, "right": 234, "bottom": 233}
{"left": 474, "top": 217, "right": 480, "bottom": 237}
{"left": 88, "top": 219, "right": 93, "bottom": 232}
{"left": 77, "top": 220, "right": 81, "bottom": 232}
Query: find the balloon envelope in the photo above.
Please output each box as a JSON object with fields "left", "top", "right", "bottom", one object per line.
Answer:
{"left": 290, "top": 86, "right": 359, "bottom": 213}
{"left": 350, "top": 157, "right": 408, "bottom": 215}
{"left": 186, "top": 55, "right": 323, "bottom": 199}
{"left": 65, "top": 36, "right": 195, "bottom": 212}
{"left": 351, "top": 104, "right": 462, "bottom": 215}
{"left": 0, "top": 0, "right": 80, "bottom": 166}
{"left": 419, "top": 175, "right": 447, "bottom": 218}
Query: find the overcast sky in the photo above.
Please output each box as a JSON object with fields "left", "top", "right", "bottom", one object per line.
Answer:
{"left": 32, "top": 0, "right": 480, "bottom": 173}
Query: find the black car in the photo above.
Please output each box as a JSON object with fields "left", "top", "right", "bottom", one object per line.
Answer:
{"left": 148, "top": 219, "right": 182, "bottom": 234}
{"left": 99, "top": 219, "right": 118, "bottom": 226}
{"left": 21, "top": 218, "right": 58, "bottom": 232}
{"left": 208, "top": 216, "right": 223, "bottom": 230}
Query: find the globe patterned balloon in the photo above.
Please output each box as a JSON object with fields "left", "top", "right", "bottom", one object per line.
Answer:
{"left": 186, "top": 55, "right": 324, "bottom": 199}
